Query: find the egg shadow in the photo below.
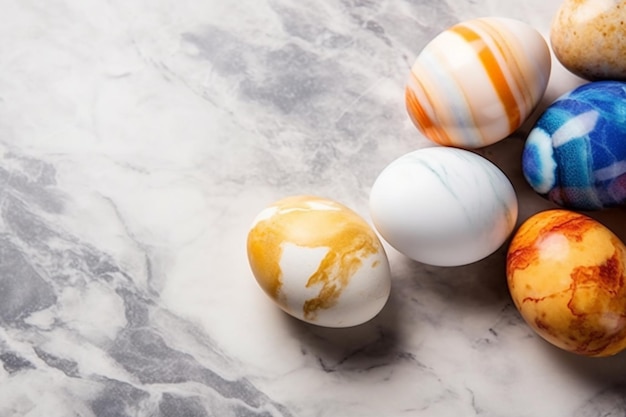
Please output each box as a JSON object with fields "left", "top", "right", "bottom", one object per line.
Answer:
{"left": 278, "top": 277, "right": 409, "bottom": 373}
{"left": 399, "top": 237, "right": 512, "bottom": 314}
{"left": 581, "top": 208, "right": 626, "bottom": 242}
{"left": 475, "top": 132, "right": 561, "bottom": 222}
{"left": 541, "top": 340, "right": 626, "bottom": 390}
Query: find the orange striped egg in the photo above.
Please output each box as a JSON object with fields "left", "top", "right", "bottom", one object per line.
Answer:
{"left": 406, "top": 17, "right": 551, "bottom": 149}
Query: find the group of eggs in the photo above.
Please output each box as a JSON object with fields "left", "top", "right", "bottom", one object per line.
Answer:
{"left": 247, "top": 0, "right": 626, "bottom": 357}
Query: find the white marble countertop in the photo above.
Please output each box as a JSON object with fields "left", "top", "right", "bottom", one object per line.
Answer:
{"left": 1, "top": 0, "right": 625, "bottom": 416}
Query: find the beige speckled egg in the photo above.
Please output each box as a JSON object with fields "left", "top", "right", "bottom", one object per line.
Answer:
{"left": 507, "top": 209, "right": 626, "bottom": 357}
{"left": 551, "top": 0, "right": 626, "bottom": 80}
{"left": 247, "top": 196, "right": 391, "bottom": 328}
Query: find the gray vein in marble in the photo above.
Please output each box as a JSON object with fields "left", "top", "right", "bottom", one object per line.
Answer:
{"left": 0, "top": 351, "right": 35, "bottom": 374}
{"left": 0, "top": 151, "right": 293, "bottom": 416}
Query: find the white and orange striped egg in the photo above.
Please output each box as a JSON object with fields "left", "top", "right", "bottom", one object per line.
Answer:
{"left": 406, "top": 17, "right": 551, "bottom": 149}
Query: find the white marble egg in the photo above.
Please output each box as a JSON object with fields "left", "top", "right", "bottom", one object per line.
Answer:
{"left": 247, "top": 195, "right": 391, "bottom": 327}
{"left": 369, "top": 147, "right": 518, "bottom": 266}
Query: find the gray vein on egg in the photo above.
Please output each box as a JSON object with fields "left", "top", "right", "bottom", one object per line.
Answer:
{"left": 411, "top": 155, "right": 474, "bottom": 228}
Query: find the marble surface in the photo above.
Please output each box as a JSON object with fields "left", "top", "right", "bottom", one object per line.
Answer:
{"left": 1, "top": 0, "right": 625, "bottom": 416}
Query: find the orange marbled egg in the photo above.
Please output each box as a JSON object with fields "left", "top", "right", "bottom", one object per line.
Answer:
{"left": 507, "top": 209, "right": 626, "bottom": 357}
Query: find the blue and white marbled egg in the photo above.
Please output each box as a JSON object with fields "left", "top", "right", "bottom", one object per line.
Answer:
{"left": 522, "top": 81, "right": 626, "bottom": 210}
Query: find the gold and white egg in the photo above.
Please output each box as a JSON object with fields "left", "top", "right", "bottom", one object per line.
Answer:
{"left": 247, "top": 196, "right": 391, "bottom": 328}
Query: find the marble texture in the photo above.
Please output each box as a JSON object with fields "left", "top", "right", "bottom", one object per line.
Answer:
{"left": 0, "top": 0, "right": 625, "bottom": 416}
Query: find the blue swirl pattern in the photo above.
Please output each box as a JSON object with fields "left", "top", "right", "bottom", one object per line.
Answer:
{"left": 522, "top": 81, "right": 626, "bottom": 210}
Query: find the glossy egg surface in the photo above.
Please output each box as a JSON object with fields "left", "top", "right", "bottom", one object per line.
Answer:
{"left": 551, "top": 0, "right": 626, "bottom": 81}
{"left": 507, "top": 209, "right": 626, "bottom": 357}
{"left": 523, "top": 81, "right": 626, "bottom": 210}
{"left": 406, "top": 17, "right": 551, "bottom": 149}
{"left": 247, "top": 196, "right": 391, "bottom": 328}
{"left": 369, "top": 147, "right": 518, "bottom": 266}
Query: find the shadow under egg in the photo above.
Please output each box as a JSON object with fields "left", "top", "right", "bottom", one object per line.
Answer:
{"left": 582, "top": 208, "right": 626, "bottom": 243}
{"left": 276, "top": 278, "right": 411, "bottom": 373}
{"left": 540, "top": 336, "right": 626, "bottom": 387}
{"left": 400, "top": 239, "right": 512, "bottom": 313}
{"left": 474, "top": 132, "right": 563, "bottom": 225}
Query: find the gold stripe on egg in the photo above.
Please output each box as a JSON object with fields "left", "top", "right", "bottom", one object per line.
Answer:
{"left": 426, "top": 37, "right": 487, "bottom": 146}
{"left": 408, "top": 35, "right": 480, "bottom": 147}
{"left": 406, "top": 71, "right": 454, "bottom": 146}
{"left": 451, "top": 24, "right": 521, "bottom": 133}
{"left": 247, "top": 216, "right": 285, "bottom": 300}
{"left": 473, "top": 19, "right": 535, "bottom": 117}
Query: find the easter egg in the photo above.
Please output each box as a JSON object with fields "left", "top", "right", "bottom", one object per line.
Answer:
{"left": 507, "top": 209, "right": 626, "bottom": 357}
{"left": 522, "top": 81, "right": 626, "bottom": 210}
{"left": 406, "top": 17, "right": 551, "bottom": 149}
{"left": 369, "top": 147, "right": 518, "bottom": 266}
{"left": 551, "top": 0, "right": 626, "bottom": 81}
{"left": 246, "top": 196, "right": 391, "bottom": 328}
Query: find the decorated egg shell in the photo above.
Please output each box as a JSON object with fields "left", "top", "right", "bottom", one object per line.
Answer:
{"left": 507, "top": 209, "right": 626, "bottom": 357}
{"left": 406, "top": 17, "right": 551, "bottom": 149}
{"left": 551, "top": 0, "right": 626, "bottom": 81}
{"left": 369, "top": 147, "right": 518, "bottom": 267}
{"left": 523, "top": 81, "right": 626, "bottom": 210}
{"left": 246, "top": 196, "right": 391, "bottom": 328}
